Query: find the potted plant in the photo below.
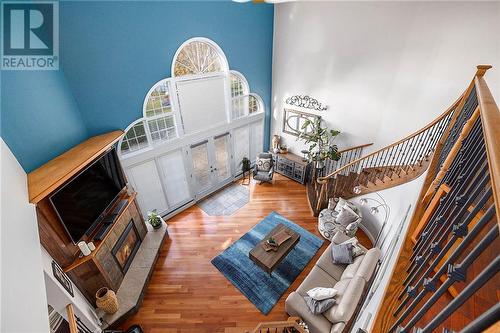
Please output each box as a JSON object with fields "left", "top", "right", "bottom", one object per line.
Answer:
{"left": 147, "top": 209, "right": 163, "bottom": 229}
{"left": 298, "top": 117, "right": 341, "bottom": 168}
{"left": 242, "top": 157, "right": 251, "bottom": 173}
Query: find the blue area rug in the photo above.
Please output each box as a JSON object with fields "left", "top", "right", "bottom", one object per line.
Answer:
{"left": 211, "top": 211, "right": 324, "bottom": 314}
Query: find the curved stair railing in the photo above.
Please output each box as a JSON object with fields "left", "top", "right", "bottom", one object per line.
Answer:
{"left": 306, "top": 89, "right": 472, "bottom": 216}
{"left": 306, "top": 142, "right": 373, "bottom": 214}
{"left": 370, "top": 65, "right": 500, "bottom": 333}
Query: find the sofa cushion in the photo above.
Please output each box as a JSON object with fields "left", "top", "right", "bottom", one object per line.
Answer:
{"left": 285, "top": 291, "right": 333, "bottom": 333}
{"left": 355, "top": 248, "right": 381, "bottom": 282}
{"left": 331, "top": 231, "right": 351, "bottom": 245}
{"left": 340, "top": 254, "right": 365, "bottom": 280}
{"left": 330, "top": 322, "right": 346, "bottom": 333}
{"left": 316, "top": 244, "right": 345, "bottom": 281}
{"left": 324, "top": 276, "right": 366, "bottom": 324}
{"left": 297, "top": 266, "right": 338, "bottom": 296}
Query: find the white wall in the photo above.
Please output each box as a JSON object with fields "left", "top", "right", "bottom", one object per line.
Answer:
{"left": 0, "top": 139, "right": 50, "bottom": 333}
{"left": 348, "top": 174, "right": 426, "bottom": 332}
{"left": 272, "top": 1, "right": 500, "bottom": 154}
{"left": 41, "top": 248, "right": 101, "bottom": 333}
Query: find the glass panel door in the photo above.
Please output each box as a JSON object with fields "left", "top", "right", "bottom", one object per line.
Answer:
{"left": 190, "top": 140, "right": 212, "bottom": 196}
{"left": 213, "top": 133, "right": 231, "bottom": 183}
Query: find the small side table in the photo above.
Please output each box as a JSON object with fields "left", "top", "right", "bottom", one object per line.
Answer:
{"left": 241, "top": 168, "right": 251, "bottom": 185}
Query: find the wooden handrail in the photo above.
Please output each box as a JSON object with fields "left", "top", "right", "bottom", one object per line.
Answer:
{"left": 250, "top": 317, "right": 308, "bottom": 333}
{"left": 337, "top": 142, "right": 374, "bottom": 154}
{"left": 475, "top": 73, "right": 500, "bottom": 225}
{"left": 371, "top": 65, "right": 497, "bottom": 332}
{"left": 317, "top": 96, "right": 462, "bottom": 183}
{"left": 66, "top": 304, "right": 78, "bottom": 333}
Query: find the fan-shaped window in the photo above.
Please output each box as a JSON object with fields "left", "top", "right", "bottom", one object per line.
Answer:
{"left": 144, "top": 81, "right": 172, "bottom": 117}
{"left": 249, "top": 93, "right": 263, "bottom": 114}
{"left": 143, "top": 79, "right": 179, "bottom": 144}
{"left": 172, "top": 38, "right": 228, "bottom": 77}
{"left": 230, "top": 71, "right": 249, "bottom": 98}
{"left": 230, "top": 71, "right": 250, "bottom": 120}
{"left": 120, "top": 120, "right": 149, "bottom": 155}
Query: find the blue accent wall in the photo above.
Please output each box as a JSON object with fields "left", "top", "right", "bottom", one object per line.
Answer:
{"left": 1, "top": 70, "right": 88, "bottom": 172}
{"left": 1, "top": 1, "right": 273, "bottom": 172}
{"left": 60, "top": 1, "right": 274, "bottom": 146}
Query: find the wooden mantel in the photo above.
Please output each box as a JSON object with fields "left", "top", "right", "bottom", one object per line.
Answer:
{"left": 28, "top": 130, "right": 124, "bottom": 204}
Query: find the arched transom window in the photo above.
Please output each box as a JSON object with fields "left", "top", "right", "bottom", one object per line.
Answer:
{"left": 119, "top": 38, "right": 264, "bottom": 157}
{"left": 172, "top": 38, "right": 228, "bottom": 77}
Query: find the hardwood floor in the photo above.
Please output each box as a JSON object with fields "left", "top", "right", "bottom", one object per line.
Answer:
{"left": 121, "top": 174, "right": 371, "bottom": 333}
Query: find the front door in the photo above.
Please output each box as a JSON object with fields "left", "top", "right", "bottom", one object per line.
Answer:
{"left": 189, "top": 133, "right": 233, "bottom": 199}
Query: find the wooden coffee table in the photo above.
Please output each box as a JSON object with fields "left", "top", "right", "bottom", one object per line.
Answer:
{"left": 249, "top": 224, "right": 300, "bottom": 275}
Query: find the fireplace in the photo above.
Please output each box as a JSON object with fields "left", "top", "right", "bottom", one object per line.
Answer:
{"left": 112, "top": 220, "right": 141, "bottom": 273}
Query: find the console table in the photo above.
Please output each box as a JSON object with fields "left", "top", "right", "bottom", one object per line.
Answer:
{"left": 271, "top": 152, "right": 309, "bottom": 184}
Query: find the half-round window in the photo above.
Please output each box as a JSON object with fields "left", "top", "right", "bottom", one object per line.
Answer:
{"left": 249, "top": 93, "right": 263, "bottom": 114}
{"left": 230, "top": 71, "right": 250, "bottom": 120}
{"left": 119, "top": 120, "right": 149, "bottom": 155}
{"left": 172, "top": 38, "right": 228, "bottom": 77}
{"left": 144, "top": 80, "right": 172, "bottom": 118}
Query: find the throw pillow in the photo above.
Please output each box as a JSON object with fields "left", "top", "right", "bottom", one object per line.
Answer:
{"left": 340, "top": 237, "right": 366, "bottom": 257}
{"left": 307, "top": 287, "right": 338, "bottom": 301}
{"left": 304, "top": 296, "right": 336, "bottom": 315}
{"left": 331, "top": 243, "right": 354, "bottom": 264}
{"left": 334, "top": 197, "right": 358, "bottom": 213}
{"left": 256, "top": 157, "right": 271, "bottom": 172}
{"left": 336, "top": 205, "right": 359, "bottom": 226}
{"left": 333, "top": 197, "right": 347, "bottom": 213}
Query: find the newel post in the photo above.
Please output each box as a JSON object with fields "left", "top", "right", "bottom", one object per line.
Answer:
{"left": 476, "top": 65, "right": 492, "bottom": 77}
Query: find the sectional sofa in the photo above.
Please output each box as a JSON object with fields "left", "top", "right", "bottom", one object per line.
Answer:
{"left": 285, "top": 232, "right": 381, "bottom": 333}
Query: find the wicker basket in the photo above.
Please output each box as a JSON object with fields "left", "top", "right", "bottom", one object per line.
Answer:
{"left": 95, "top": 287, "right": 119, "bottom": 314}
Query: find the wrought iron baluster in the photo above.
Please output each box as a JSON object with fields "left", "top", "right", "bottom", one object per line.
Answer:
{"left": 396, "top": 185, "right": 492, "bottom": 311}
{"left": 393, "top": 213, "right": 498, "bottom": 333}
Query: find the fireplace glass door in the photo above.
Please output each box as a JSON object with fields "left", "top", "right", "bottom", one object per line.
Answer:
{"left": 112, "top": 220, "right": 141, "bottom": 273}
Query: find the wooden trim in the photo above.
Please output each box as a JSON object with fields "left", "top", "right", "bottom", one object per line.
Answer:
{"left": 372, "top": 66, "right": 497, "bottom": 332}
{"left": 476, "top": 64, "right": 492, "bottom": 77}
{"left": 318, "top": 96, "right": 462, "bottom": 183}
{"left": 66, "top": 304, "right": 78, "bottom": 333}
{"left": 28, "top": 130, "right": 124, "bottom": 204}
{"left": 412, "top": 184, "right": 450, "bottom": 243}
{"left": 484, "top": 321, "right": 500, "bottom": 332}
{"left": 475, "top": 75, "right": 500, "bottom": 226}
{"left": 338, "top": 142, "right": 373, "bottom": 154}
{"left": 422, "top": 107, "right": 480, "bottom": 202}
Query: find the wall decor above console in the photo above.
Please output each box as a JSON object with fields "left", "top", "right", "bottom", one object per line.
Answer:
{"left": 285, "top": 95, "right": 328, "bottom": 111}
{"left": 282, "top": 109, "right": 320, "bottom": 137}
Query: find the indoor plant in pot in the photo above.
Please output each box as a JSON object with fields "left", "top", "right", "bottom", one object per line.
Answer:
{"left": 241, "top": 157, "right": 251, "bottom": 173}
{"left": 298, "top": 117, "right": 341, "bottom": 168}
{"left": 147, "top": 209, "right": 163, "bottom": 229}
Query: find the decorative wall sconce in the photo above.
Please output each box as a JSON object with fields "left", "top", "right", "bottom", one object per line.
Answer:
{"left": 285, "top": 95, "right": 328, "bottom": 111}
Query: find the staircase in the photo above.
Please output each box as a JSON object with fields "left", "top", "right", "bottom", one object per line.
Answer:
{"left": 306, "top": 84, "right": 473, "bottom": 216}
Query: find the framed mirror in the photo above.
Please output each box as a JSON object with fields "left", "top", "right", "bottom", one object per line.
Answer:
{"left": 282, "top": 109, "right": 319, "bottom": 137}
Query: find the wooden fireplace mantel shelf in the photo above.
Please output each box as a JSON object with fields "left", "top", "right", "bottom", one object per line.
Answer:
{"left": 27, "top": 130, "right": 124, "bottom": 204}
{"left": 63, "top": 192, "right": 137, "bottom": 273}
